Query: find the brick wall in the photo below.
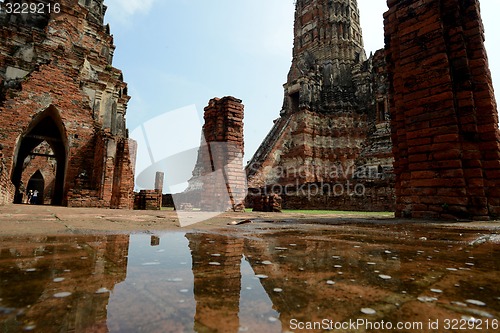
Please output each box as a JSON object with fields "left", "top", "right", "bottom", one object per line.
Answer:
{"left": 199, "top": 97, "right": 246, "bottom": 212}
{"left": 0, "top": 0, "right": 135, "bottom": 208}
{"left": 134, "top": 190, "right": 162, "bottom": 210}
{"left": 0, "top": 150, "right": 15, "bottom": 205}
{"left": 385, "top": 0, "right": 500, "bottom": 219}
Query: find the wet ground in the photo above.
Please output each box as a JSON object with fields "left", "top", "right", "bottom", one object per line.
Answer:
{"left": 0, "top": 205, "right": 499, "bottom": 332}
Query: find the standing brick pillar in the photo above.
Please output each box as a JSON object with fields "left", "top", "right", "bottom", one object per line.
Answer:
{"left": 155, "top": 172, "right": 165, "bottom": 192}
{"left": 199, "top": 97, "right": 246, "bottom": 212}
{"left": 385, "top": 0, "right": 500, "bottom": 219}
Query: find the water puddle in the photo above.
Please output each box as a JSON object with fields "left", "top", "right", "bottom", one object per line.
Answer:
{"left": 0, "top": 224, "right": 499, "bottom": 332}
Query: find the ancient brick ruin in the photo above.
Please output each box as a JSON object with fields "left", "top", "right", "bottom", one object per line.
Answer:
{"left": 0, "top": 0, "right": 135, "bottom": 208}
{"left": 134, "top": 172, "right": 163, "bottom": 210}
{"left": 180, "top": 96, "right": 246, "bottom": 212}
{"left": 385, "top": 0, "right": 500, "bottom": 220}
{"left": 247, "top": 0, "right": 394, "bottom": 211}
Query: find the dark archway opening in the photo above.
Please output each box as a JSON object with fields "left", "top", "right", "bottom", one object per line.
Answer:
{"left": 12, "top": 106, "right": 67, "bottom": 205}
{"left": 27, "top": 170, "right": 45, "bottom": 205}
{"left": 289, "top": 92, "right": 300, "bottom": 114}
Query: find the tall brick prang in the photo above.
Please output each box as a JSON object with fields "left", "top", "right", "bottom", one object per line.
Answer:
{"left": 385, "top": 0, "right": 500, "bottom": 219}
{"left": 246, "top": 0, "right": 395, "bottom": 211}
{"left": 0, "top": 0, "right": 135, "bottom": 208}
{"left": 183, "top": 97, "right": 246, "bottom": 212}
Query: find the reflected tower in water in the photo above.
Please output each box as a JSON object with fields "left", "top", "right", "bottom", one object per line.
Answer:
{"left": 187, "top": 233, "right": 244, "bottom": 333}
{"left": 0, "top": 235, "right": 129, "bottom": 332}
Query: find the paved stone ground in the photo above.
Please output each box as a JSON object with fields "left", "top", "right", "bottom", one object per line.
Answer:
{"left": 0, "top": 204, "right": 499, "bottom": 236}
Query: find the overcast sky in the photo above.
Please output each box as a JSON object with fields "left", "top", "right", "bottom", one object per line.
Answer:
{"left": 104, "top": 0, "right": 500, "bottom": 170}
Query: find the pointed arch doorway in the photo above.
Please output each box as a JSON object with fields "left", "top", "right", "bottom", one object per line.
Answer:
{"left": 12, "top": 106, "right": 68, "bottom": 205}
{"left": 27, "top": 170, "right": 45, "bottom": 205}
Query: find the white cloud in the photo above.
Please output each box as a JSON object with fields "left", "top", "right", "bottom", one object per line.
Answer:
{"left": 105, "top": 0, "right": 157, "bottom": 22}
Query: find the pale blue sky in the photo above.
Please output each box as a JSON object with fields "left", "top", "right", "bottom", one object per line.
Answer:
{"left": 104, "top": 0, "right": 500, "bottom": 166}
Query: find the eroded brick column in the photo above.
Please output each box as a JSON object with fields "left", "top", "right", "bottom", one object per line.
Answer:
{"left": 199, "top": 97, "right": 246, "bottom": 212}
{"left": 385, "top": 0, "right": 500, "bottom": 219}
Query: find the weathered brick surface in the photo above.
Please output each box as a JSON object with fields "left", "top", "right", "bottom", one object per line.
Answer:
{"left": 0, "top": 0, "right": 135, "bottom": 208}
{"left": 183, "top": 97, "right": 246, "bottom": 212}
{"left": 246, "top": 0, "right": 394, "bottom": 211}
{"left": 134, "top": 190, "right": 162, "bottom": 211}
{"left": 134, "top": 171, "right": 163, "bottom": 211}
{"left": 0, "top": 146, "right": 15, "bottom": 204}
{"left": 248, "top": 193, "right": 282, "bottom": 212}
{"left": 385, "top": 0, "right": 500, "bottom": 219}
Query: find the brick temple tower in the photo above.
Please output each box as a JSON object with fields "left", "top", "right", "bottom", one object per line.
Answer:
{"left": 0, "top": 0, "right": 135, "bottom": 208}
{"left": 180, "top": 97, "right": 246, "bottom": 212}
{"left": 284, "top": 0, "right": 366, "bottom": 114}
{"left": 247, "top": 0, "right": 394, "bottom": 211}
{"left": 385, "top": 0, "right": 500, "bottom": 219}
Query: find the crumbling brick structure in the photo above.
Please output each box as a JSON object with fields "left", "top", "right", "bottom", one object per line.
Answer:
{"left": 251, "top": 193, "right": 282, "bottom": 213}
{"left": 385, "top": 0, "right": 500, "bottom": 219}
{"left": 247, "top": 0, "right": 395, "bottom": 211}
{"left": 0, "top": 0, "right": 135, "bottom": 208}
{"left": 134, "top": 172, "right": 163, "bottom": 210}
{"left": 182, "top": 97, "right": 246, "bottom": 212}
{"left": 134, "top": 190, "right": 162, "bottom": 210}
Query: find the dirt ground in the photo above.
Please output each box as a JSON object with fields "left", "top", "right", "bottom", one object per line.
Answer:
{"left": 1, "top": 204, "right": 499, "bottom": 236}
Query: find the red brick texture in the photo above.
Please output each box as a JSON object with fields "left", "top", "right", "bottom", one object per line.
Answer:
{"left": 0, "top": 151, "right": 15, "bottom": 205}
{"left": 0, "top": 0, "right": 134, "bottom": 208}
{"left": 134, "top": 190, "right": 162, "bottom": 211}
{"left": 198, "top": 97, "right": 246, "bottom": 212}
{"left": 385, "top": 0, "right": 500, "bottom": 219}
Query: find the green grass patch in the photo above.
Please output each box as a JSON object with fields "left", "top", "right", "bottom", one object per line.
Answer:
{"left": 281, "top": 210, "right": 394, "bottom": 216}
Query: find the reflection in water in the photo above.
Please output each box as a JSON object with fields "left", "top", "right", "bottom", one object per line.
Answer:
{"left": 187, "top": 234, "right": 280, "bottom": 333}
{"left": 0, "top": 225, "right": 499, "bottom": 332}
{"left": 0, "top": 235, "right": 129, "bottom": 332}
{"left": 106, "top": 233, "right": 195, "bottom": 332}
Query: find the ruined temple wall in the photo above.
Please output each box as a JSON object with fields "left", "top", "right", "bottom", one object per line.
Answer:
{"left": 247, "top": 107, "right": 395, "bottom": 211}
{"left": 0, "top": 63, "right": 96, "bottom": 195}
{"left": 0, "top": 62, "right": 132, "bottom": 209}
{"left": 268, "top": 180, "right": 394, "bottom": 212}
{"left": 199, "top": 97, "right": 246, "bottom": 211}
{"left": 68, "top": 133, "right": 135, "bottom": 209}
{"left": 0, "top": 0, "right": 134, "bottom": 208}
{"left": 385, "top": 0, "right": 500, "bottom": 219}
{"left": 114, "top": 138, "right": 135, "bottom": 209}
{"left": 0, "top": 155, "right": 14, "bottom": 205}
{"left": 249, "top": 110, "right": 369, "bottom": 186}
